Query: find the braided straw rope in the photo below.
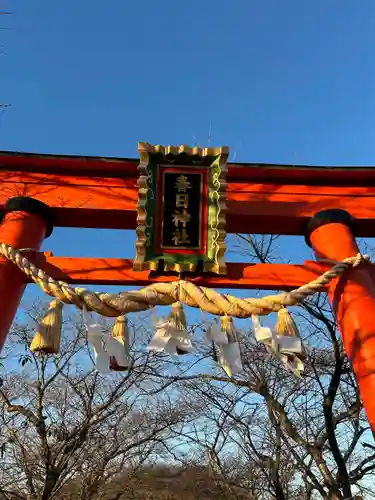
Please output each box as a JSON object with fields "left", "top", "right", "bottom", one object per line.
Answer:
{"left": 0, "top": 243, "right": 369, "bottom": 318}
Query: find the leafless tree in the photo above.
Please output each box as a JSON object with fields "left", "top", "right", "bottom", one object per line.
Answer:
{"left": 143, "top": 234, "right": 375, "bottom": 499}
{"left": 0, "top": 308, "right": 191, "bottom": 500}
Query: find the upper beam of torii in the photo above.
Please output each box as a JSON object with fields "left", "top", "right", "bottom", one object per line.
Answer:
{"left": 0, "top": 150, "right": 375, "bottom": 235}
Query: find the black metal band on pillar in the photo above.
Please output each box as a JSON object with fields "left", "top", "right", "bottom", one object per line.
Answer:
{"left": 305, "top": 209, "right": 355, "bottom": 248}
{"left": 4, "top": 197, "right": 54, "bottom": 238}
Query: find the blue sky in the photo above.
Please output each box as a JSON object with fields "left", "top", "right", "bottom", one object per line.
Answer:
{"left": 2, "top": 0, "right": 375, "bottom": 164}
{"left": 1, "top": 0, "right": 375, "bottom": 318}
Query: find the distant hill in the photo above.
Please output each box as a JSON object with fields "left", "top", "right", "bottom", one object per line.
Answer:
{"left": 55, "top": 465, "right": 254, "bottom": 500}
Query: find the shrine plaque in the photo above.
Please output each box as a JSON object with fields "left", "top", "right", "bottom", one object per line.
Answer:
{"left": 134, "top": 142, "right": 229, "bottom": 274}
{"left": 160, "top": 171, "right": 203, "bottom": 251}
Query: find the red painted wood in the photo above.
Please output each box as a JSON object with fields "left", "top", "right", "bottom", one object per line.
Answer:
{"left": 310, "top": 222, "right": 375, "bottom": 436}
{"left": 2, "top": 150, "right": 375, "bottom": 185}
{"left": 1, "top": 168, "right": 375, "bottom": 235}
{"left": 0, "top": 212, "right": 48, "bottom": 351}
{"left": 26, "top": 254, "right": 335, "bottom": 290}
{"left": 2, "top": 151, "right": 375, "bottom": 234}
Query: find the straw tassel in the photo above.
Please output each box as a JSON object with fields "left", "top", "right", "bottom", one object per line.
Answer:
{"left": 276, "top": 308, "right": 300, "bottom": 338}
{"left": 109, "top": 316, "right": 131, "bottom": 371}
{"left": 170, "top": 302, "right": 187, "bottom": 329}
{"left": 220, "top": 316, "right": 237, "bottom": 343}
{"left": 252, "top": 314, "right": 305, "bottom": 377}
{"left": 170, "top": 302, "right": 189, "bottom": 355}
{"left": 275, "top": 308, "right": 306, "bottom": 360}
{"left": 30, "top": 300, "right": 63, "bottom": 355}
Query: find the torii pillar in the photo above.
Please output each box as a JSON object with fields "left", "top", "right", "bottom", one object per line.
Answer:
{"left": 307, "top": 209, "right": 375, "bottom": 434}
{"left": 0, "top": 197, "right": 52, "bottom": 352}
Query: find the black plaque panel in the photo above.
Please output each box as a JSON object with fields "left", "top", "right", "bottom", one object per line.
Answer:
{"left": 161, "top": 171, "right": 203, "bottom": 250}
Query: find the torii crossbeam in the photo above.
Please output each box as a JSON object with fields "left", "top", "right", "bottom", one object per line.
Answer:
{"left": 1, "top": 150, "right": 375, "bottom": 433}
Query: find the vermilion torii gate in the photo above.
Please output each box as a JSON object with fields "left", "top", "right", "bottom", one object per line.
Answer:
{"left": 1, "top": 149, "right": 375, "bottom": 433}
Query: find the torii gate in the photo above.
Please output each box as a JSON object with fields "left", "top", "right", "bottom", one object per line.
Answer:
{"left": 1, "top": 148, "right": 375, "bottom": 433}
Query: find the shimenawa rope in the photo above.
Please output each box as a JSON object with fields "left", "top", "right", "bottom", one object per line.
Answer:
{"left": 0, "top": 243, "right": 369, "bottom": 319}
